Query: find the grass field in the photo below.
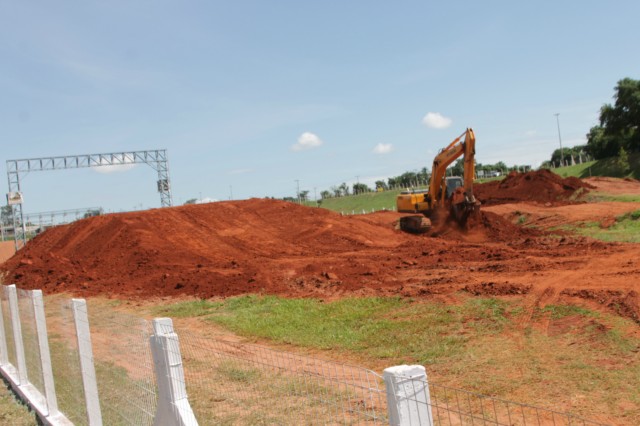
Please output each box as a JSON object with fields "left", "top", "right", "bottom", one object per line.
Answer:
{"left": 565, "top": 209, "right": 640, "bottom": 243}
{"left": 153, "top": 294, "right": 640, "bottom": 421}
{"left": 0, "top": 381, "right": 37, "bottom": 425}
{"left": 554, "top": 153, "right": 640, "bottom": 179}
{"left": 308, "top": 189, "right": 402, "bottom": 213}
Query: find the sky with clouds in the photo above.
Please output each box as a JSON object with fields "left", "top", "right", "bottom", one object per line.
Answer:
{"left": 1, "top": 1, "right": 639, "bottom": 212}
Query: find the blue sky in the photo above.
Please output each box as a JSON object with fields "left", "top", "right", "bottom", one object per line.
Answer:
{"left": 1, "top": 1, "right": 638, "bottom": 213}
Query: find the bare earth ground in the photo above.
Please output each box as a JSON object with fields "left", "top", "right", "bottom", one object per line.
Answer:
{"left": 1, "top": 172, "right": 639, "bottom": 423}
{"left": 0, "top": 242, "right": 15, "bottom": 265}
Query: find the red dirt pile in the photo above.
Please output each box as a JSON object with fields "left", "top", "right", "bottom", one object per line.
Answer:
{"left": 1, "top": 185, "right": 638, "bottom": 323}
{"left": 474, "top": 169, "right": 594, "bottom": 206}
{"left": 0, "top": 199, "right": 535, "bottom": 300}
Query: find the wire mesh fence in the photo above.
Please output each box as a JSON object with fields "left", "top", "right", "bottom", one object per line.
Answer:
{"left": 16, "top": 288, "right": 45, "bottom": 397}
{"left": 85, "top": 300, "right": 157, "bottom": 426}
{"left": 0, "top": 287, "right": 17, "bottom": 369}
{"left": 45, "top": 297, "right": 88, "bottom": 425}
{"left": 0, "top": 286, "right": 612, "bottom": 426}
{"left": 393, "top": 374, "right": 606, "bottom": 426}
{"left": 169, "top": 324, "right": 388, "bottom": 425}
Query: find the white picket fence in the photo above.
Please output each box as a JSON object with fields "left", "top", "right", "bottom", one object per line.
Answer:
{"left": 0, "top": 284, "right": 605, "bottom": 426}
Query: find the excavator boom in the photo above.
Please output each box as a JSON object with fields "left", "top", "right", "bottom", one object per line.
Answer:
{"left": 396, "top": 128, "right": 480, "bottom": 232}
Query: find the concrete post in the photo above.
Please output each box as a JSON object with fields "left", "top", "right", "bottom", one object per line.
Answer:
{"left": 150, "top": 318, "right": 198, "bottom": 426}
{"left": 7, "top": 284, "right": 28, "bottom": 385}
{"left": 72, "top": 299, "right": 102, "bottom": 426}
{"left": 0, "top": 288, "right": 9, "bottom": 366}
{"left": 32, "top": 290, "right": 59, "bottom": 417}
{"left": 383, "top": 365, "right": 433, "bottom": 426}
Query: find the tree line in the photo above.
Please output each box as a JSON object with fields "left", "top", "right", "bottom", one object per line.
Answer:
{"left": 312, "top": 160, "right": 531, "bottom": 200}
{"left": 586, "top": 77, "right": 639, "bottom": 160}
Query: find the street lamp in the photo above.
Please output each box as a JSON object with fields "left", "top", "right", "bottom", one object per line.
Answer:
{"left": 554, "top": 113, "right": 564, "bottom": 167}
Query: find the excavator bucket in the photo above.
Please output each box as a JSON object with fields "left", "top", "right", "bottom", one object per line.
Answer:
{"left": 450, "top": 187, "right": 481, "bottom": 227}
{"left": 398, "top": 215, "right": 432, "bottom": 233}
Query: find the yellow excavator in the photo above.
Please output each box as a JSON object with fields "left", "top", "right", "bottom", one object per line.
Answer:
{"left": 396, "top": 128, "right": 480, "bottom": 232}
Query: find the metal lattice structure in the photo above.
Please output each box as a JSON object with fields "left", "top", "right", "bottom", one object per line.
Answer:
{"left": 6, "top": 149, "right": 173, "bottom": 250}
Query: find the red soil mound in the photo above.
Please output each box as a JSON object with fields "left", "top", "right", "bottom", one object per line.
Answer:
{"left": 1, "top": 190, "right": 637, "bottom": 323}
{"left": 1, "top": 200, "right": 408, "bottom": 298}
{"left": 0, "top": 241, "right": 15, "bottom": 265}
{"left": 0, "top": 199, "right": 534, "bottom": 300}
{"left": 474, "top": 169, "right": 594, "bottom": 206}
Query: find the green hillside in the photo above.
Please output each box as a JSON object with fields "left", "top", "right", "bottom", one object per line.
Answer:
{"left": 307, "top": 190, "right": 402, "bottom": 214}
{"left": 553, "top": 153, "right": 640, "bottom": 179}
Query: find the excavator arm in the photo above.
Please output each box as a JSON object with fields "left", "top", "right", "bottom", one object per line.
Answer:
{"left": 429, "top": 129, "right": 475, "bottom": 208}
{"left": 396, "top": 128, "right": 479, "bottom": 232}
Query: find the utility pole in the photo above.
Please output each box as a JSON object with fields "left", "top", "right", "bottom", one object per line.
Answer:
{"left": 295, "top": 179, "right": 300, "bottom": 204}
{"left": 314, "top": 187, "right": 317, "bottom": 207}
{"left": 555, "top": 113, "right": 564, "bottom": 167}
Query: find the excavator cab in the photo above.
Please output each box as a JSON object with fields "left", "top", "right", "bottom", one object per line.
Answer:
{"left": 445, "top": 177, "right": 463, "bottom": 198}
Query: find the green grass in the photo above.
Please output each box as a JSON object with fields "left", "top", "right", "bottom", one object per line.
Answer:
{"left": 0, "top": 382, "right": 37, "bottom": 426}
{"left": 540, "top": 304, "right": 595, "bottom": 320}
{"left": 152, "top": 295, "right": 640, "bottom": 421}
{"left": 586, "top": 193, "right": 640, "bottom": 203}
{"left": 553, "top": 152, "right": 640, "bottom": 179}
{"left": 569, "top": 210, "right": 640, "bottom": 243}
{"left": 552, "top": 160, "right": 598, "bottom": 178}
{"left": 309, "top": 190, "right": 402, "bottom": 213}
{"left": 158, "top": 296, "right": 520, "bottom": 364}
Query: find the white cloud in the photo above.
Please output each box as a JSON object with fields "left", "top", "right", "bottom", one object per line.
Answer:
{"left": 291, "top": 132, "right": 323, "bottom": 151}
{"left": 422, "top": 112, "right": 452, "bottom": 129}
{"left": 373, "top": 143, "right": 394, "bottom": 154}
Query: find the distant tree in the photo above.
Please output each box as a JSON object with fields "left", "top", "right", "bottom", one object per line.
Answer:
{"left": 375, "top": 180, "right": 388, "bottom": 191}
{"left": 1, "top": 205, "right": 12, "bottom": 226}
{"left": 416, "top": 167, "right": 430, "bottom": 186}
{"left": 449, "top": 159, "right": 464, "bottom": 177}
{"left": 83, "top": 209, "right": 102, "bottom": 219}
{"left": 616, "top": 146, "right": 630, "bottom": 175}
{"left": 320, "top": 190, "right": 332, "bottom": 199}
{"left": 299, "top": 190, "right": 309, "bottom": 202}
{"left": 494, "top": 161, "right": 508, "bottom": 173}
{"left": 397, "top": 172, "right": 418, "bottom": 187}
{"left": 587, "top": 78, "right": 640, "bottom": 159}
{"left": 339, "top": 182, "right": 350, "bottom": 196}
{"left": 331, "top": 186, "right": 342, "bottom": 197}
{"left": 550, "top": 145, "right": 587, "bottom": 166}
{"left": 352, "top": 183, "right": 370, "bottom": 194}
{"left": 184, "top": 198, "right": 198, "bottom": 205}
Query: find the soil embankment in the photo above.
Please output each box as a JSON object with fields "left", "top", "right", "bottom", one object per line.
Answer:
{"left": 1, "top": 171, "right": 639, "bottom": 322}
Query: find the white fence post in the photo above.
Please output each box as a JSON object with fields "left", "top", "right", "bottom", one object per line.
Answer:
{"left": 0, "top": 288, "right": 9, "bottom": 366}
{"left": 7, "top": 284, "right": 28, "bottom": 385}
{"left": 32, "top": 289, "right": 59, "bottom": 417}
{"left": 150, "top": 317, "right": 198, "bottom": 426}
{"left": 383, "top": 365, "right": 433, "bottom": 426}
{"left": 72, "top": 298, "right": 102, "bottom": 426}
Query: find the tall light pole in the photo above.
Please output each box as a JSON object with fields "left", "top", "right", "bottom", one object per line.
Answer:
{"left": 295, "top": 179, "right": 300, "bottom": 204}
{"left": 554, "top": 113, "right": 564, "bottom": 167}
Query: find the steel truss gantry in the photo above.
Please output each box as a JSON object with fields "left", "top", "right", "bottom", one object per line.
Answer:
{"left": 6, "top": 149, "right": 173, "bottom": 250}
